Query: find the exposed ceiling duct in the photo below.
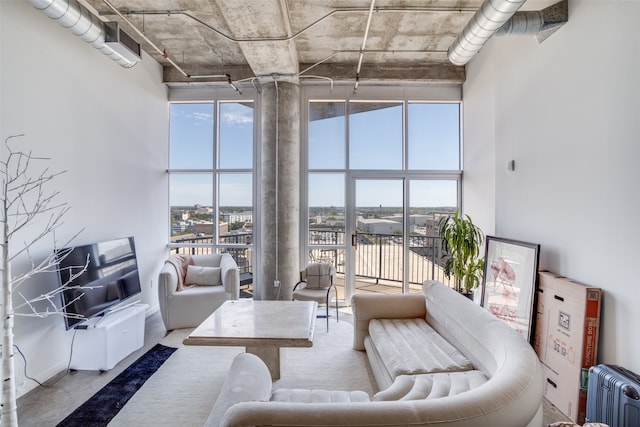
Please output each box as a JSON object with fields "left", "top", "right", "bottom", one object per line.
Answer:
{"left": 495, "top": 0, "right": 569, "bottom": 43}
{"left": 447, "top": 0, "right": 527, "bottom": 66}
{"left": 447, "top": 0, "right": 568, "bottom": 66}
{"left": 27, "top": 0, "right": 140, "bottom": 68}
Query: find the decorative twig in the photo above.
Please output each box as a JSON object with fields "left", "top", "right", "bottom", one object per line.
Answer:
{"left": 1, "top": 134, "right": 86, "bottom": 427}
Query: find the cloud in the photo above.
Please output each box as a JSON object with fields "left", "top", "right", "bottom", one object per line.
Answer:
{"left": 191, "top": 111, "right": 214, "bottom": 121}
{"left": 221, "top": 106, "right": 253, "bottom": 126}
{"left": 172, "top": 107, "right": 214, "bottom": 123}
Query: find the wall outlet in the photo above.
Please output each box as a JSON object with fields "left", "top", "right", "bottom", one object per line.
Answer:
{"left": 274, "top": 280, "right": 280, "bottom": 288}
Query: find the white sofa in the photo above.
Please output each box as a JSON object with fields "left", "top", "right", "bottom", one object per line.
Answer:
{"left": 158, "top": 253, "right": 239, "bottom": 331}
{"left": 207, "top": 280, "right": 544, "bottom": 427}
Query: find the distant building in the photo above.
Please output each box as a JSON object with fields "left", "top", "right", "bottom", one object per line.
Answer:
{"left": 357, "top": 217, "right": 402, "bottom": 234}
{"left": 172, "top": 221, "right": 187, "bottom": 233}
{"left": 228, "top": 211, "right": 253, "bottom": 223}
{"left": 194, "top": 222, "right": 214, "bottom": 235}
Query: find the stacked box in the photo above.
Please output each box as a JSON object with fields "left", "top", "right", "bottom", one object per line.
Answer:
{"left": 534, "top": 271, "right": 602, "bottom": 424}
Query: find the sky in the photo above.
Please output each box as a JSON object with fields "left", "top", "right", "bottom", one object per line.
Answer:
{"left": 170, "top": 102, "right": 254, "bottom": 207}
{"left": 170, "top": 101, "right": 460, "bottom": 209}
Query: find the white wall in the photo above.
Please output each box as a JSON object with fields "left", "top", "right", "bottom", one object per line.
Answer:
{"left": 461, "top": 42, "right": 496, "bottom": 237}
{"left": 1, "top": 1, "right": 168, "bottom": 396}
{"left": 464, "top": 0, "right": 640, "bottom": 373}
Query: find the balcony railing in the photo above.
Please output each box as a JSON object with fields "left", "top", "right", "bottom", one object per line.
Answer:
{"left": 308, "top": 230, "right": 449, "bottom": 286}
{"left": 171, "top": 233, "right": 254, "bottom": 285}
{"left": 170, "top": 229, "right": 451, "bottom": 292}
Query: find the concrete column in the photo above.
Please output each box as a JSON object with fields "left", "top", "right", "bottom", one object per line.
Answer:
{"left": 259, "top": 81, "right": 300, "bottom": 300}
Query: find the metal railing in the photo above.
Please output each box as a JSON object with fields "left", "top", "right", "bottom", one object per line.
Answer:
{"left": 308, "top": 230, "right": 448, "bottom": 285}
{"left": 170, "top": 229, "right": 450, "bottom": 290}
{"left": 171, "top": 234, "right": 254, "bottom": 281}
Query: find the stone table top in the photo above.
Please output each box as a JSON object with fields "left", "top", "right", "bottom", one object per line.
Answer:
{"left": 183, "top": 299, "right": 317, "bottom": 348}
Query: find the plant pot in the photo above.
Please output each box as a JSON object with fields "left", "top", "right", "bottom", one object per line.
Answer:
{"left": 461, "top": 290, "right": 474, "bottom": 300}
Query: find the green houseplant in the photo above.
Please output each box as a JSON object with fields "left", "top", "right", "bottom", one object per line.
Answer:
{"left": 438, "top": 210, "right": 485, "bottom": 296}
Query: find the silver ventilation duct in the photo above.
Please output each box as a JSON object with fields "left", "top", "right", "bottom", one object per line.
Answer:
{"left": 448, "top": 0, "right": 568, "bottom": 66}
{"left": 27, "top": 0, "right": 139, "bottom": 68}
{"left": 447, "top": 0, "right": 527, "bottom": 66}
{"left": 495, "top": 0, "right": 568, "bottom": 43}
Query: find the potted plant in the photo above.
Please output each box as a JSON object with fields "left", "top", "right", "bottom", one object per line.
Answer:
{"left": 438, "top": 210, "right": 485, "bottom": 298}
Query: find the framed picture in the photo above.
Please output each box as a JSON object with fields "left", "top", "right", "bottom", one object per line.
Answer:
{"left": 480, "top": 236, "right": 540, "bottom": 344}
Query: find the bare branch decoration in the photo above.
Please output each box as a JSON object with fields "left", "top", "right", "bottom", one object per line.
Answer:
{"left": 1, "top": 134, "right": 88, "bottom": 427}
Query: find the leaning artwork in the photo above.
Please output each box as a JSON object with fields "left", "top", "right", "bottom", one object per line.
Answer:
{"left": 480, "top": 236, "right": 540, "bottom": 344}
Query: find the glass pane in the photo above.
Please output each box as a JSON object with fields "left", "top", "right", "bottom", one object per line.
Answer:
{"left": 349, "top": 102, "right": 402, "bottom": 170}
{"left": 218, "top": 173, "right": 253, "bottom": 244}
{"left": 169, "top": 174, "right": 213, "bottom": 240}
{"left": 219, "top": 102, "right": 254, "bottom": 169}
{"left": 219, "top": 173, "right": 254, "bottom": 280}
{"left": 308, "top": 174, "right": 344, "bottom": 301}
{"left": 309, "top": 102, "right": 346, "bottom": 169}
{"left": 308, "top": 173, "right": 345, "bottom": 242}
{"left": 408, "top": 180, "right": 458, "bottom": 292}
{"left": 355, "top": 180, "right": 403, "bottom": 295}
{"left": 408, "top": 103, "right": 460, "bottom": 170}
{"left": 170, "top": 103, "right": 214, "bottom": 169}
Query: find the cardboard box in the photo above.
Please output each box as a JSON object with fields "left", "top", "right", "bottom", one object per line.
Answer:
{"left": 534, "top": 271, "right": 601, "bottom": 424}
{"left": 541, "top": 363, "right": 588, "bottom": 423}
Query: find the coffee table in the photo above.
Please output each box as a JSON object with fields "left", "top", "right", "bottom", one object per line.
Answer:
{"left": 183, "top": 300, "right": 317, "bottom": 379}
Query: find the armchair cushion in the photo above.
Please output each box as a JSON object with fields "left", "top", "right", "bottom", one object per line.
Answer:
{"left": 291, "top": 287, "right": 335, "bottom": 302}
{"left": 302, "top": 263, "right": 335, "bottom": 289}
{"left": 185, "top": 265, "right": 222, "bottom": 286}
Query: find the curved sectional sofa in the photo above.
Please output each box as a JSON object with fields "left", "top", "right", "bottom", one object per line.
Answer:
{"left": 207, "top": 280, "right": 544, "bottom": 427}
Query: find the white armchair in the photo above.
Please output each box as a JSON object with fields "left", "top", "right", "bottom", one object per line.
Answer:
{"left": 158, "top": 253, "right": 240, "bottom": 331}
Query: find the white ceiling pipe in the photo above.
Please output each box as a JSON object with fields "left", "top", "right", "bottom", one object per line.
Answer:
{"left": 27, "top": 0, "right": 138, "bottom": 68}
{"left": 354, "top": 0, "right": 376, "bottom": 93}
{"left": 447, "top": 0, "right": 526, "bottom": 66}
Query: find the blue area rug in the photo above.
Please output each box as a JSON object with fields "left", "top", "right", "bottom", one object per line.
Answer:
{"left": 57, "top": 343, "right": 177, "bottom": 427}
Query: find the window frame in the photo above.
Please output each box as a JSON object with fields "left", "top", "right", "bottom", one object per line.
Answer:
{"left": 167, "top": 94, "right": 258, "bottom": 262}
{"left": 301, "top": 85, "right": 463, "bottom": 297}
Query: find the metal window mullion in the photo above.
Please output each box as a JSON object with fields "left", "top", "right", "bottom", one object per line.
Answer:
{"left": 213, "top": 101, "right": 219, "bottom": 253}
{"left": 458, "top": 102, "right": 463, "bottom": 172}
{"left": 403, "top": 99, "right": 408, "bottom": 172}
{"left": 345, "top": 100, "right": 350, "bottom": 171}
{"left": 403, "top": 177, "right": 410, "bottom": 293}
{"left": 300, "top": 98, "right": 310, "bottom": 268}
{"left": 402, "top": 100, "right": 409, "bottom": 293}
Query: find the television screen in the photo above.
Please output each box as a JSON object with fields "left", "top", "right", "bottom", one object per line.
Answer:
{"left": 57, "top": 237, "right": 142, "bottom": 329}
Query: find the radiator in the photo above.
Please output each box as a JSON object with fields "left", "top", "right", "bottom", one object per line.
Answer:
{"left": 585, "top": 364, "right": 640, "bottom": 427}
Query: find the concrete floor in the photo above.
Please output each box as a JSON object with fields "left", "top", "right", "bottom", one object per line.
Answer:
{"left": 17, "top": 309, "right": 571, "bottom": 426}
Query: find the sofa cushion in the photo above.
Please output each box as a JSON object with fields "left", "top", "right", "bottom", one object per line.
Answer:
{"left": 271, "top": 388, "right": 370, "bottom": 403}
{"left": 372, "top": 371, "right": 488, "bottom": 401}
{"left": 369, "top": 318, "right": 473, "bottom": 378}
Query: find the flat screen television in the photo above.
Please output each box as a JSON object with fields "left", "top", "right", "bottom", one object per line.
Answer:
{"left": 57, "top": 236, "right": 142, "bottom": 329}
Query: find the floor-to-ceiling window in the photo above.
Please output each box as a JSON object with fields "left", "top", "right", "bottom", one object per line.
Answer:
{"left": 168, "top": 100, "right": 255, "bottom": 284}
{"left": 303, "top": 87, "right": 462, "bottom": 302}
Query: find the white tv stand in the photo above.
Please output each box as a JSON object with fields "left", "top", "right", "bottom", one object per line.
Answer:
{"left": 70, "top": 303, "right": 148, "bottom": 371}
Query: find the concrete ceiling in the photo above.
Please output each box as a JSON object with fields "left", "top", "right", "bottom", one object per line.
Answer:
{"left": 84, "top": 0, "right": 489, "bottom": 87}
